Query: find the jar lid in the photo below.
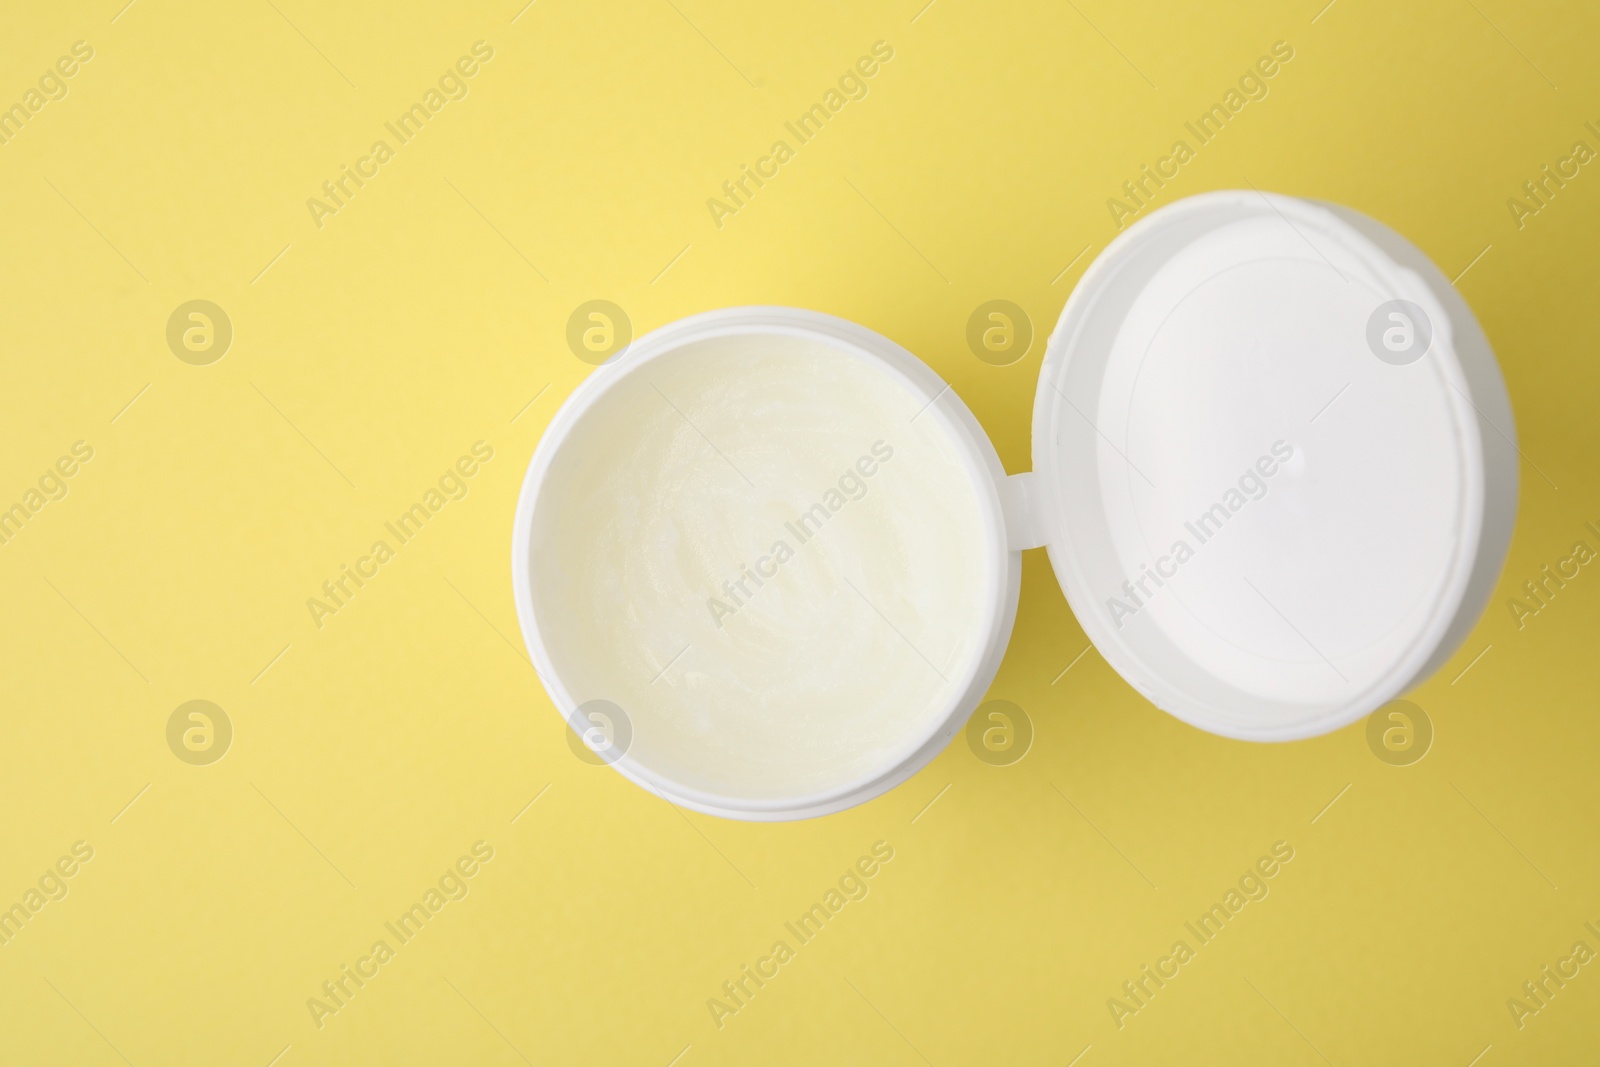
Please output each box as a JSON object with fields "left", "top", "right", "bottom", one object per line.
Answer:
{"left": 1023, "top": 191, "right": 1517, "bottom": 740}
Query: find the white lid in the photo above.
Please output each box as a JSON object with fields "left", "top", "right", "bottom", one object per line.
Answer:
{"left": 1025, "top": 191, "right": 1517, "bottom": 740}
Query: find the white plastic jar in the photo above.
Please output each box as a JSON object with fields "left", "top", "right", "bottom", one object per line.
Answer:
{"left": 512, "top": 191, "right": 1518, "bottom": 820}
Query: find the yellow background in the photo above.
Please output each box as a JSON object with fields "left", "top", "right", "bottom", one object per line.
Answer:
{"left": 2, "top": 0, "right": 1598, "bottom": 1063}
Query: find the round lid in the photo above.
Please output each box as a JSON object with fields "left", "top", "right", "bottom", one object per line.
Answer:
{"left": 1031, "top": 191, "right": 1517, "bottom": 740}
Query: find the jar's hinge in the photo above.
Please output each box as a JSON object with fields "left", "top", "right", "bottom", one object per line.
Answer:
{"left": 999, "top": 471, "right": 1051, "bottom": 552}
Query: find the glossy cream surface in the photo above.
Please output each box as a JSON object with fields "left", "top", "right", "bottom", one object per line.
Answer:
{"left": 529, "top": 333, "right": 989, "bottom": 802}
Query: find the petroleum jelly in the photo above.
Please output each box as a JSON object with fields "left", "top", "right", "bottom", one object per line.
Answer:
{"left": 528, "top": 332, "right": 988, "bottom": 803}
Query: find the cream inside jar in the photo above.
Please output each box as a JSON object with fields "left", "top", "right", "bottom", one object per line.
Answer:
{"left": 527, "top": 329, "right": 994, "bottom": 808}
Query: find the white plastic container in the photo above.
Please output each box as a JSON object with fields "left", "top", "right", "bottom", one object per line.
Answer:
{"left": 511, "top": 191, "right": 1517, "bottom": 820}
